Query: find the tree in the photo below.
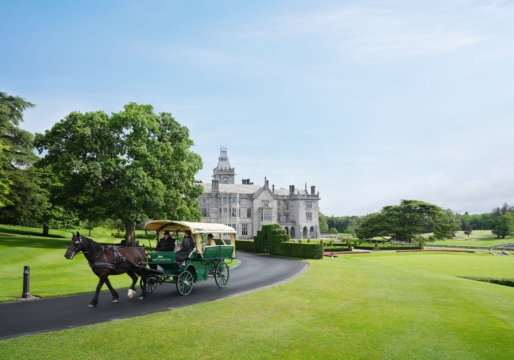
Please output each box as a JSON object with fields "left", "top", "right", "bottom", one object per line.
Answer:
{"left": 0, "top": 92, "right": 51, "bottom": 224}
{"left": 357, "top": 200, "right": 452, "bottom": 246}
{"left": 35, "top": 103, "right": 203, "bottom": 246}
{"left": 443, "top": 209, "right": 461, "bottom": 237}
{"left": 318, "top": 212, "right": 329, "bottom": 233}
{"left": 492, "top": 213, "right": 514, "bottom": 239}
{"left": 464, "top": 224, "right": 473, "bottom": 237}
{"left": 0, "top": 91, "right": 37, "bottom": 167}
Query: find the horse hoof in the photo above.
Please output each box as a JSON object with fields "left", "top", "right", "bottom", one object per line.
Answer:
{"left": 138, "top": 295, "right": 144, "bottom": 300}
{"left": 112, "top": 299, "right": 118, "bottom": 304}
{"left": 88, "top": 304, "right": 95, "bottom": 308}
{"left": 128, "top": 289, "right": 136, "bottom": 299}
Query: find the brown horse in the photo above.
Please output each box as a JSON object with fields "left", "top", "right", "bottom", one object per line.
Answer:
{"left": 64, "top": 232, "right": 149, "bottom": 307}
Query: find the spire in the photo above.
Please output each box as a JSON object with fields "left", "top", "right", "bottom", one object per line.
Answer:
{"left": 212, "top": 144, "right": 235, "bottom": 184}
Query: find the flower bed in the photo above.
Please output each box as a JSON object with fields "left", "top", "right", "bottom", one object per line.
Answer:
{"left": 396, "top": 249, "right": 475, "bottom": 253}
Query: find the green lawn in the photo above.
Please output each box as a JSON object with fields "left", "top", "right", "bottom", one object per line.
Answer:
{"left": 431, "top": 230, "right": 514, "bottom": 247}
{"left": 1, "top": 232, "right": 514, "bottom": 359}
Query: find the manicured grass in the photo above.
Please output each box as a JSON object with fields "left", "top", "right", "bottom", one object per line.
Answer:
{"left": 1, "top": 251, "right": 513, "bottom": 359}
{"left": 431, "top": 230, "right": 514, "bottom": 247}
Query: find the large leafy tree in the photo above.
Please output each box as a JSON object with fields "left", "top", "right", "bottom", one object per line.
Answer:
{"left": 0, "top": 92, "right": 53, "bottom": 225}
{"left": 34, "top": 102, "right": 203, "bottom": 245}
{"left": 492, "top": 213, "right": 514, "bottom": 239}
{"left": 357, "top": 200, "right": 452, "bottom": 246}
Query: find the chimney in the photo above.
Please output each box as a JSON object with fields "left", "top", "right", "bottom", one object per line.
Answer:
{"left": 212, "top": 179, "right": 219, "bottom": 192}
{"left": 311, "top": 186, "right": 316, "bottom": 195}
{"left": 272, "top": 184, "right": 275, "bottom": 193}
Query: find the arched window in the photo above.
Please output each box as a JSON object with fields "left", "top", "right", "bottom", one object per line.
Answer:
{"left": 303, "top": 226, "right": 308, "bottom": 239}
{"left": 310, "top": 226, "right": 314, "bottom": 238}
{"left": 284, "top": 226, "right": 289, "bottom": 235}
{"left": 290, "top": 226, "right": 296, "bottom": 239}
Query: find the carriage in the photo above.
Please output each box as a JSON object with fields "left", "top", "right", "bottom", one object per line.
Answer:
{"left": 140, "top": 220, "right": 237, "bottom": 296}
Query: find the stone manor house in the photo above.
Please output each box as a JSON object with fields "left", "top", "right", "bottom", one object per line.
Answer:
{"left": 198, "top": 146, "right": 321, "bottom": 239}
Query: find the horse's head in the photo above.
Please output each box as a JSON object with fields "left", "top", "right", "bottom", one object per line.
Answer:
{"left": 64, "top": 232, "right": 85, "bottom": 260}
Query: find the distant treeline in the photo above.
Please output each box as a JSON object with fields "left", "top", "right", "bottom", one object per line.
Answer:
{"left": 321, "top": 203, "right": 514, "bottom": 235}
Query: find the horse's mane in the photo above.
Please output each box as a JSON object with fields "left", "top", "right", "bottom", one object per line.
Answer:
{"left": 78, "top": 235, "right": 103, "bottom": 254}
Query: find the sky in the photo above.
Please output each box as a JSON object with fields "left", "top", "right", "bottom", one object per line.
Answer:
{"left": 2, "top": 0, "right": 513, "bottom": 216}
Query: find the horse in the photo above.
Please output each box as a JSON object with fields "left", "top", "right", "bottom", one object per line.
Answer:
{"left": 64, "top": 232, "right": 149, "bottom": 307}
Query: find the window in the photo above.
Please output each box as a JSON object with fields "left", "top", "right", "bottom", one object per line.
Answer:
{"left": 247, "top": 208, "right": 252, "bottom": 218}
{"left": 262, "top": 211, "right": 272, "bottom": 221}
{"left": 231, "top": 198, "right": 237, "bottom": 204}
{"left": 262, "top": 200, "right": 269, "bottom": 207}
{"left": 231, "top": 208, "right": 237, "bottom": 217}
{"left": 306, "top": 212, "right": 312, "bottom": 221}
{"left": 306, "top": 200, "right": 312, "bottom": 209}
{"left": 223, "top": 177, "right": 228, "bottom": 184}
{"left": 222, "top": 197, "right": 228, "bottom": 204}
{"left": 242, "top": 224, "right": 248, "bottom": 236}
{"left": 222, "top": 208, "right": 228, "bottom": 217}
{"left": 285, "top": 202, "right": 289, "bottom": 210}
{"left": 201, "top": 198, "right": 208, "bottom": 204}
{"left": 201, "top": 208, "right": 208, "bottom": 217}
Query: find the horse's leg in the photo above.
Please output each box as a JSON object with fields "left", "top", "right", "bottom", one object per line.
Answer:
{"left": 127, "top": 271, "right": 138, "bottom": 299}
{"left": 138, "top": 273, "right": 148, "bottom": 300}
{"left": 104, "top": 278, "right": 120, "bottom": 304}
{"left": 89, "top": 271, "right": 107, "bottom": 308}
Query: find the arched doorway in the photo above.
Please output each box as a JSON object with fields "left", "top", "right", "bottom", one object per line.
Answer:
{"left": 284, "top": 226, "right": 289, "bottom": 235}
{"left": 290, "top": 226, "right": 295, "bottom": 239}
{"left": 310, "top": 226, "right": 314, "bottom": 238}
{"left": 303, "top": 226, "right": 308, "bottom": 239}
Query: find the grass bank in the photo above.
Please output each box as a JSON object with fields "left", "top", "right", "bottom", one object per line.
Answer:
{"left": 1, "top": 246, "right": 514, "bottom": 359}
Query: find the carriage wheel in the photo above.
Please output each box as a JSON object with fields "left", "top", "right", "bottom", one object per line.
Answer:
{"left": 214, "top": 262, "right": 229, "bottom": 288}
{"left": 176, "top": 270, "right": 194, "bottom": 296}
{"left": 142, "top": 276, "right": 158, "bottom": 293}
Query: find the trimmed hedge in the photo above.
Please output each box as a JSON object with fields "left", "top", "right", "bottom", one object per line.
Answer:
{"left": 235, "top": 240, "right": 256, "bottom": 252}
{"left": 459, "top": 277, "right": 514, "bottom": 288}
{"left": 273, "top": 242, "right": 324, "bottom": 259}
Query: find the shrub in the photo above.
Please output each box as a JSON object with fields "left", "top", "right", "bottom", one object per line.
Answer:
{"left": 273, "top": 242, "right": 323, "bottom": 259}
{"left": 235, "top": 240, "right": 256, "bottom": 252}
{"left": 459, "top": 277, "right": 514, "bottom": 288}
{"left": 254, "top": 223, "right": 290, "bottom": 253}
{"left": 324, "top": 246, "right": 350, "bottom": 252}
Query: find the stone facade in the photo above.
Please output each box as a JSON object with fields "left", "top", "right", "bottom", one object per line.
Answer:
{"left": 198, "top": 146, "right": 321, "bottom": 239}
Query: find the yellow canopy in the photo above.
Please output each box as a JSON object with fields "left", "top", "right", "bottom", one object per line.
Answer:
{"left": 144, "top": 220, "right": 236, "bottom": 234}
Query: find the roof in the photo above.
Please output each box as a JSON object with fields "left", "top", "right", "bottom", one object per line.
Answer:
{"left": 202, "top": 183, "right": 261, "bottom": 195}
{"left": 144, "top": 220, "right": 236, "bottom": 234}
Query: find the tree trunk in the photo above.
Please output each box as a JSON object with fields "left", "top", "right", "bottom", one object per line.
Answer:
{"left": 42, "top": 224, "right": 49, "bottom": 236}
{"left": 88, "top": 228, "right": 92, "bottom": 236}
{"left": 125, "top": 223, "right": 136, "bottom": 246}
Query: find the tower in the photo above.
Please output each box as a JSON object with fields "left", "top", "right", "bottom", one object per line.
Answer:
{"left": 212, "top": 145, "right": 235, "bottom": 184}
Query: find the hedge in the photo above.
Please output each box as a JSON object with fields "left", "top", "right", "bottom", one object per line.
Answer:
{"left": 459, "top": 277, "right": 514, "bottom": 288}
{"left": 273, "top": 242, "right": 324, "bottom": 259}
{"left": 235, "top": 240, "right": 256, "bottom": 252}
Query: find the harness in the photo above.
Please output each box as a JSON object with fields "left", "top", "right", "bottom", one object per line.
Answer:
{"left": 76, "top": 236, "right": 147, "bottom": 272}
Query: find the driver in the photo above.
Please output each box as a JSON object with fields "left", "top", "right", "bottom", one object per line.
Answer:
{"left": 156, "top": 230, "right": 175, "bottom": 252}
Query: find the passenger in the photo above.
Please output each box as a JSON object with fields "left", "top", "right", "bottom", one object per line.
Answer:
{"left": 207, "top": 233, "right": 216, "bottom": 246}
{"left": 156, "top": 230, "right": 175, "bottom": 252}
{"left": 175, "top": 230, "right": 195, "bottom": 264}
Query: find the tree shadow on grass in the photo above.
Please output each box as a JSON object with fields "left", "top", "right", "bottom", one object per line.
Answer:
{"left": 0, "top": 236, "right": 71, "bottom": 250}
{"left": 0, "top": 226, "right": 67, "bottom": 238}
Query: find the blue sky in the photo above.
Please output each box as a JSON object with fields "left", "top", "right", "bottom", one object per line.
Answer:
{"left": 2, "top": 0, "right": 513, "bottom": 216}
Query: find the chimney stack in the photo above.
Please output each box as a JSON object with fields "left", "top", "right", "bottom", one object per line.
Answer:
{"left": 311, "top": 186, "right": 316, "bottom": 195}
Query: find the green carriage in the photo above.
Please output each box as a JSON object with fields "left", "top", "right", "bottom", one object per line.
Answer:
{"left": 141, "top": 220, "right": 236, "bottom": 296}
